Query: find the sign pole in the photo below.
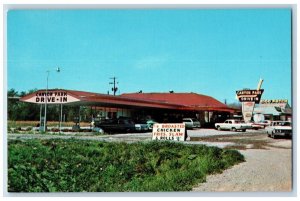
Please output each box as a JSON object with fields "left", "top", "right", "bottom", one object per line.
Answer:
{"left": 257, "top": 78, "right": 264, "bottom": 91}
{"left": 59, "top": 104, "right": 62, "bottom": 133}
{"left": 237, "top": 78, "right": 264, "bottom": 122}
{"left": 43, "top": 71, "right": 50, "bottom": 132}
{"left": 39, "top": 104, "right": 43, "bottom": 131}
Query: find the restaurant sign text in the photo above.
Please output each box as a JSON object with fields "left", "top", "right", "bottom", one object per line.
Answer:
{"left": 22, "top": 90, "right": 80, "bottom": 104}
{"left": 152, "top": 123, "right": 186, "bottom": 141}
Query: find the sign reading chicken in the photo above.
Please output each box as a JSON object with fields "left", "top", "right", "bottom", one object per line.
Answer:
{"left": 152, "top": 123, "right": 186, "bottom": 141}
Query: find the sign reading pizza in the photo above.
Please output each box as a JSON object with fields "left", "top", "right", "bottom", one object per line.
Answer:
{"left": 236, "top": 89, "right": 264, "bottom": 103}
{"left": 152, "top": 123, "right": 186, "bottom": 141}
{"left": 22, "top": 90, "right": 80, "bottom": 104}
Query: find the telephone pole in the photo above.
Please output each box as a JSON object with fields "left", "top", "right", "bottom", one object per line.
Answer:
{"left": 109, "top": 77, "right": 118, "bottom": 96}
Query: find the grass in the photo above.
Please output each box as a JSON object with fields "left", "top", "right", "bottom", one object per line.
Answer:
{"left": 7, "top": 120, "right": 94, "bottom": 134}
{"left": 8, "top": 139, "right": 245, "bottom": 192}
{"left": 8, "top": 120, "right": 91, "bottom": 128}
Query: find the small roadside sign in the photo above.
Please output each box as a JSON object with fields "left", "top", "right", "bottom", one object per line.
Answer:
{"left": 152, "top": 123, "right": 186, "bottom": 141}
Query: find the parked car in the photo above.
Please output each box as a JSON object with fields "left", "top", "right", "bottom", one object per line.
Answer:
{"left": 259, "top": 120, "right": 272, "bottom": 127}
{"left": 250, "top": 123, "right": 265, "bottom": 130}
{"left": 265, "top": 121, "right": 292, "bottom": 139}
{"left": 247, "top": 121, "right": 264, "bottom": 130}
{"left": 215, "top": 119, "right": 252, "bottom": 132}
{"left": 92, "top": 127, "right": 104, "bottom": 134}
{"left": 94, "top": 118, "right": 136, "bottom": 133}
{"left": 146, "top": 119, "right": 158, "bottom": 130}
{"left": 250, "top": 120, "right": 272, "bottom": 130}
{"left": 135, "top": 120, "right": 149, "bottom": 132}
{"left": 182, "top": 118, "right": 201, "bottom": 129}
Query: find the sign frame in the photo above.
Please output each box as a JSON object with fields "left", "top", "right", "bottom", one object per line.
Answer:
{"left": 152, "top": 123, "right": 186, "bottom": 142}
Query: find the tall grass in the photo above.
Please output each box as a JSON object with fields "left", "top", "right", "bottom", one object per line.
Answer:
{"left": 8, "top": 120, "right": 90, "bottom": 128}
{"left": 8, "top": 139, "right": 244, "bottom": 192}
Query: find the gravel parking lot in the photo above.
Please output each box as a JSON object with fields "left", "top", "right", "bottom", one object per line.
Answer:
{"left": 191, "top": 133, "right": 292, "bottom": 192}
{"left": 188, "top": 129, "right": 292, "bottom": 192}
{"left": 7, "top": 128, "right": 293, "bottom": 192}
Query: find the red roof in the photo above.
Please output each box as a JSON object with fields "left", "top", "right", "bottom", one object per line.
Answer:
{"left": 20, "top": 89, "right": 183, "bottom": 109}
{"left": 120, "top": 92, "right": 230, "bottom": 110}
{"left": 20, "top": 89, "right": 234, "bottom": 112}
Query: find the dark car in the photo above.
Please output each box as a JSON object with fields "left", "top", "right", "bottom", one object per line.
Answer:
{"left": 94, "top": 118, "right": 136, "bottom": 133}
{"left": 134, "top": 119, "right": 149, "bottom": 132}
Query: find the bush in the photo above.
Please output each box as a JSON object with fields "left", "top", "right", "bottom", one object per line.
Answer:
{"left": 8, "top": 139, "right": 244, "bottom": 192}
{"left": 25, "top": 127, "right": 33, "bottom": 131}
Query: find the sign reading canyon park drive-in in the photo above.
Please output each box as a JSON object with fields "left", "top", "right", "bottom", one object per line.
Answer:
{"left": 22, "top": 90, "right": 80, "bottom": 104}
{"left": 236, "top": 89, "right": 264, "bottom": 103}
{"left": 152, "top": 123, "right": 186, "bottom": 141}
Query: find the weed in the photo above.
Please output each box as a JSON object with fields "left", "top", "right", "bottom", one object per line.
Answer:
{"left": 8, "top": 139, "right": 244, "bottom": 192}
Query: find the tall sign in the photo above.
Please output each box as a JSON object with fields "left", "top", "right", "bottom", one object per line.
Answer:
{"left": 21, "top": 90, "right": 80, "bottom": 104}
{"left": 236, "top": 79, "right": 264, "bottom": 122}
{"left": 236, "top": 89, "right": 264, "bottom": 103}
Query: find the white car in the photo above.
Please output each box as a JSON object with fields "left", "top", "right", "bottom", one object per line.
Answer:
{"left": 265, "top": 121, "right": 292, "bottom": 138}
{"left": 215, "top": 119, "right": 251, "bottom": 132}
{"left": 182, "top": 118, "right": 201, "bottom": 129}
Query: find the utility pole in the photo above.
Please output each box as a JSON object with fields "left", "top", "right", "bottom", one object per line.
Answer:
{"left": 109, "top": 77, "right": 118, "bottom": 96}
{"left": 42, "top": 67, "right": 60, "bottom": 132}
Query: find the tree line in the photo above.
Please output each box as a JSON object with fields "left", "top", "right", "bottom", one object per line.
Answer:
{"left": 7, "top": 89, "right": 93, "bottom": 122}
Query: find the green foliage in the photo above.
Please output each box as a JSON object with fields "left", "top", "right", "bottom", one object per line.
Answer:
{"left": 8, "top": 89, "right": 39, "bottom": 121}
{"left": 8, "top": 139, "right": 244, "bottom": 192}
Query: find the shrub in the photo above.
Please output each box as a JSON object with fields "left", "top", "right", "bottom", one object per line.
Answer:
{"left": 8, "top": 139, "right": 244, "bottom": 192}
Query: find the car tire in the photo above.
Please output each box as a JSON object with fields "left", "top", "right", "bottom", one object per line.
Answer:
{"left": 217, "top": 126, "right": 221, "bottom": 131}
{"left": 271, "top": 131, "right": 276, "bottom": 139}
{"left": 231, "top": 127, "right": 237, "bottom": 132}
{"left": 241, "top": 129, "right": 246, "bottom": 132}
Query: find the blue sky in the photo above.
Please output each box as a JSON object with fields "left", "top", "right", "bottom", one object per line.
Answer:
{"left": 7, "top": 9, "right": 292, "bottom": 104}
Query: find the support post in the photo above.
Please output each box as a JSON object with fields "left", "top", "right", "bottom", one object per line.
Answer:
{"left": 59, "top": 104, "right": 63, "bottom": 133}
{"left": 39, "top": 104, "right": 43, "bottom": 131}
{"left": 43, "top": 71, "right": 50, "bottom": 132}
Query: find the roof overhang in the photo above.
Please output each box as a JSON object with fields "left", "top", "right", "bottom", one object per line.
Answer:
{"left": 20, "top": 89, "right": 236, "bottom": 113}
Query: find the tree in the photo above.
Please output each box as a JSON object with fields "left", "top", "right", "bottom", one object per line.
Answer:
{"left": 7, "top": 89, "right": 40, "bottom": 121}
{"left": 227, "top": 102, "right": 242, "bottom": 110}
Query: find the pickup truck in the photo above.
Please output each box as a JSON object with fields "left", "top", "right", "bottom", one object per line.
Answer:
{"left": 215, "top": 119, "right": 252, "bottom": 132}
{"left": 265, "top": 121, "right": 292, "bottom": 138}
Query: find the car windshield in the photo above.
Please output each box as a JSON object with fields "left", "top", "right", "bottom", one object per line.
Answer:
{"left": 279, "top": 122, "right": 291, "bottom": 126}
